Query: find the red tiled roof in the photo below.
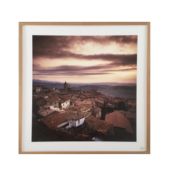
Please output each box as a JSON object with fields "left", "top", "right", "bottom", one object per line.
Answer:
{"left": 41, "top": 111, "right": 84, "bottom": 129}
{"left": 105, "top": 111, "right": 133, "bottom": 133}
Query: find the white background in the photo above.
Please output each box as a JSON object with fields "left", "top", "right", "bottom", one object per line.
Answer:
{"left": 0, "top": 0, "right": 174, "bottom": 174}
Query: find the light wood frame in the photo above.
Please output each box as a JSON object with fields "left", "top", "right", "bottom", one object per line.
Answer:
{"left": 19, "top": 22, "right": 150, "bottom": 154}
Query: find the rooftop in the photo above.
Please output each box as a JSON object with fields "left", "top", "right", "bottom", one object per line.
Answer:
{"left": 41, "top": 111, "right": 85, "bottom": 129}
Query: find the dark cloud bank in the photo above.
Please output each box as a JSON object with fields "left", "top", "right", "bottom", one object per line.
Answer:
{"left": 33, "top": 36, "right": 137, "bottom": 77}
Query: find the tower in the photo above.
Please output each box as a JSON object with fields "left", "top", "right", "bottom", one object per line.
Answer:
{"left": 64, "top": 81, "right": 68, "bottom": 90}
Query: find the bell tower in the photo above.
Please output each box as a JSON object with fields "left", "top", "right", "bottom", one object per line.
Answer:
{"left": 64, "top": 81, "right": 68, "bottom": 90}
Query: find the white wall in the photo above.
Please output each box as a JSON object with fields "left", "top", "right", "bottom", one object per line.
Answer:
{"left": 61, "top": 100, "right": 70, "bottom": 109}
{"left": 0, "top": 0, "right": 174, "bottom": 175}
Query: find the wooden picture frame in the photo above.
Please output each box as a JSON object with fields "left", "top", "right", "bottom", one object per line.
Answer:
{"left": 19, "top": 22, "right": 150, "bottom": 154}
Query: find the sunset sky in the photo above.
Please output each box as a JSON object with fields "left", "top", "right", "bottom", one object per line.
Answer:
{"left": 33, "top": 36, "right": 137, "bottom": 84}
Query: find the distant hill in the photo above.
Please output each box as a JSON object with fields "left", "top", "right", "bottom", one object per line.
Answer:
{"left": 33, "top": 80, "right": 64, "bottom": 89}
{"left": 78, "top": 84, "right": 136, "bottom": 99}
{"left": 33, "top": 80, "right": 136, "bottom": 99}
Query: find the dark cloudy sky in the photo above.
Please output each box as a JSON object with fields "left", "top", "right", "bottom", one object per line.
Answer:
{"left": 33, "top": 36, "right": 137, "bottom": 84}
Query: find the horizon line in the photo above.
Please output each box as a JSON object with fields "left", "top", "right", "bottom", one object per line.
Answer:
{"left": 33, "top": 79, "right": 136, "bottom": 85}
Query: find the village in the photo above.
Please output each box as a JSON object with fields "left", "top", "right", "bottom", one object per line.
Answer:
{"left": 32, "top": 81, "right": 136, "bottom": 141}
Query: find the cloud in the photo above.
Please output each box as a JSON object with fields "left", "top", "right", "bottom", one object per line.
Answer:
{"left": 73, "top": 36, "right": 137, "bottom": 44}
{"left": 33, "top": 36, "right": 137, "bottom": 83}
{"left": 80, "top": 54, "right": 137, "bottom": 65}
{"left": 33, "top": 36, "right": 71, "bottom": 57}
{"left": 34, "top": 53, "right": 137, "bottom": 69}
{"left": 33, "top": 35, "right": 137, "bottom": 58}
{"left": 33, "top": 63, "right": 136, "bottom": 77}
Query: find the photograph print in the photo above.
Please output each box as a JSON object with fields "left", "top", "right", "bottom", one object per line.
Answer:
{"left": 32, "top": 35, "right": 137, "bottom": 142}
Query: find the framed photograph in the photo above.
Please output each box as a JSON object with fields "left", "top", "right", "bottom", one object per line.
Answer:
{"left": 19, "top": 22, "right": 150, "bottom": 154}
